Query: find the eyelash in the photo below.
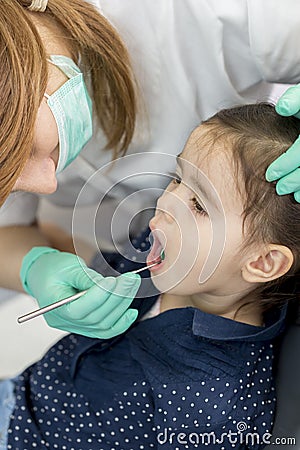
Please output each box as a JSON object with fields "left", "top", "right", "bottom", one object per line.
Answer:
{"left": 168, "top": 172, "right": 207, "bottom": 216}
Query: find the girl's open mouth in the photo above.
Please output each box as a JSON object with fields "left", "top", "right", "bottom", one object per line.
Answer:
{"left": 146, "top": 228, "right": 166, "bottom": 271}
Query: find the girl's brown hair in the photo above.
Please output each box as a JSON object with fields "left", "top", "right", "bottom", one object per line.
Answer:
{"left": 0, "top": 0, "right": 137, "bottom": 205}
{"left": 202, "top": 103, "right": 300, "bottom": 311}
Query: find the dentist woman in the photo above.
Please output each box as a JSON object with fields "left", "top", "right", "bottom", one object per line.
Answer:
{"left": 0, "top": 0, "right": 299, "bottom": 338}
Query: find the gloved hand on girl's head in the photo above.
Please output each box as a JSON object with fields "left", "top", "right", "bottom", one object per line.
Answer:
{"left": 266, "top": 84, "right": 300, "bottom": 202}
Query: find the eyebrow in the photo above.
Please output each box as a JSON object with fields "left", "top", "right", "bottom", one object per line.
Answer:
{"left": 176, "top": 155, "right": 220, "bottom": 211}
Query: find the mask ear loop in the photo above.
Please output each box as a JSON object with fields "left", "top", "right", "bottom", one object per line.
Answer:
{"left": 47, "top": 58, "right": 69, "bottom": 75}
{"left": 47, "top": 57, "right": 79, "bottom": 79}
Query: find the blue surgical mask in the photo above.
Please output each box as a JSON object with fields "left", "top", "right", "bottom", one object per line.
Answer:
{"left": 44, "top": 55, "right": 93, "bottom": 174}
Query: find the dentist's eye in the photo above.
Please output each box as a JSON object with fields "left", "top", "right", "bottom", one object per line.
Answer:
{"left": 191, "top": 197, "right": 207, "bottom": 216}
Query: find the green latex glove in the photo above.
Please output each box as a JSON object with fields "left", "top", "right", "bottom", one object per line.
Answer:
{"left": 266, "top": 85, "right": 300, "bottom": 203}
{"left": 20, "top": 247, "right": 141, "bottom": 339}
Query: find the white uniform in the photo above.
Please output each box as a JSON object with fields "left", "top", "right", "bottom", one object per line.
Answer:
{"left": 1, "top": 0, "right": 300, "bottom": 250}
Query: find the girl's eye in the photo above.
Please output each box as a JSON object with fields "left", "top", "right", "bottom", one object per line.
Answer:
{"left": 167, "top": 171, "right": 207, "bottom": 216}
{"left": 191, "top": 197, "right": 207, "bottom": 216}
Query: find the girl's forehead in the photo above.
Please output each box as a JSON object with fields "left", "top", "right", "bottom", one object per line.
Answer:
{"left": 181, "top": 126, "right": 226, "bottom": 171}
{"left": 179, "top": 126, "right": 243, "bottom": 213}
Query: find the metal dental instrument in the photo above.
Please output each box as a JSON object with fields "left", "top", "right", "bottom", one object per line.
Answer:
{"left": 17, "top": 261, "right": 160, "bottom": 324}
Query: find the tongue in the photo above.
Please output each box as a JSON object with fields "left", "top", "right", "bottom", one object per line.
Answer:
{"left": 147, "top": 237, "right": 162, "bottom": 265}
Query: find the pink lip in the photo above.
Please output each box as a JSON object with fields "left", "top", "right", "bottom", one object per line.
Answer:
{"left": 146, "top": 221, "right": 166, "bottom": 271}
{"left": 147, "top": 259, "right": 165, "bottom": 272}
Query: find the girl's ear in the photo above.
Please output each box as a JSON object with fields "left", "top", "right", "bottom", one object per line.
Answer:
{"left": 242, "top": 244, "right": 294, "bottom": 284}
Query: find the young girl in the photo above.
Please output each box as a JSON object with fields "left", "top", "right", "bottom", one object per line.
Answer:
{"left": 1, "top": 103, "right": 299, "bottom": 449}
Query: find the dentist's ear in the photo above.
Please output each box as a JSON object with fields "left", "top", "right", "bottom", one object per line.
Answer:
{"left": 242, "top": 244, "right": 294, "bottom": 283}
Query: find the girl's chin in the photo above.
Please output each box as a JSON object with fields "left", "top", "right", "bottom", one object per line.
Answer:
{"left": 150, "top": 270, "right": 178, "bottom": 293}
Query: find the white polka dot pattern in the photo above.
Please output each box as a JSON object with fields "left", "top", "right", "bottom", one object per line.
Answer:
{"left": 7, "top": 331, "right": 278, "bottom": 449}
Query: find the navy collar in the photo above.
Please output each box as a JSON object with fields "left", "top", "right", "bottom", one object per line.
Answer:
{"left": 192, "top": 303, "right": 287, "bottom": 341}
{"left": 69, "top": 301, "right": 288, "bottom": 380}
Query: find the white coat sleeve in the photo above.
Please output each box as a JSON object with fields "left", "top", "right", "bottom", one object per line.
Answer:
{"left": 247, "top": 0, "right": 300, "bottom": 84}
{"left": 0, "top": 192, "right": 39, "bottom": 227}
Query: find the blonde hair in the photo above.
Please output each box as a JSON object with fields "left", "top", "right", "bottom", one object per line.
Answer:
{"left": 0, "top": 0, "right": 137, "bottom": 205}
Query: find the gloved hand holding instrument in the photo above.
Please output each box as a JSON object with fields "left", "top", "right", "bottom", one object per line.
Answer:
{"left": 19, "top": 247, "right": 144, "bottom": 339}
